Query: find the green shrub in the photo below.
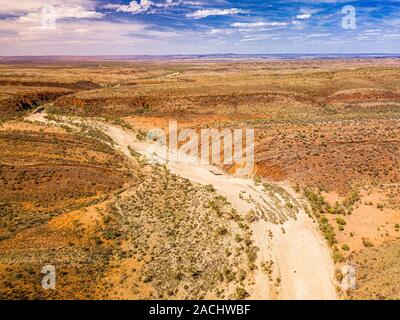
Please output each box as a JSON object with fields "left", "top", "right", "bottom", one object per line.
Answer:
{"left": 336, "top": 217, "right": 346, "bottom": 226}
{"left": 362, "top": 237, "right": 374, "bottom": 247}
{"left": 245, "top": 210, "right": 256, "bottom": 223}
{"left": 333, "top": 246, "right": 344, "bottom": 263}
{"left": 234, "top": 287, "right": 249, "bottom": 300}
{"left": 341, "top": 244, "right": 350, "bottom": 251}
{"left": 205, "top": 184, "right": 216, "bottom": 193}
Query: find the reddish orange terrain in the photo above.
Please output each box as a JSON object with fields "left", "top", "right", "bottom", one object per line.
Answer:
{"left": 1, "top": 58, "right": 400, "bottom": 299}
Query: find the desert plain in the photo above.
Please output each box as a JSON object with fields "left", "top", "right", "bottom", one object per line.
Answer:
{"left": 1, "top": 57, "right": 400, "bottom": 300}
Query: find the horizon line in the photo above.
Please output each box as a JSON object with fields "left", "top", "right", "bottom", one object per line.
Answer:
{"left": 1, "top": 53, "right": 400, "bottom": 57}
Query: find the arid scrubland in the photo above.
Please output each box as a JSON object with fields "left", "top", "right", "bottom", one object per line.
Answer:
{"left": 1, "top": 58, "right": 400, "bottom": 299}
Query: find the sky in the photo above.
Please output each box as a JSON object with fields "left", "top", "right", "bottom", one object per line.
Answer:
{"left": 0, "top": 0, "right": 399, "bottom": 55}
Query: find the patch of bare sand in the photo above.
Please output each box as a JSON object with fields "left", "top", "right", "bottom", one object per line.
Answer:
{"left": 325, "top": 190, "right": 400, "bottom": 252}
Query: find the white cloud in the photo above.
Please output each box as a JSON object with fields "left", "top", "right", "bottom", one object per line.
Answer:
{"left": 0, "top": 0, "right": 184, "bottom": 51}
{"left": 0, "top": 0, "right": 98, "bottom": 14}
{"left": 186, "top": 8, "right": 244, "bottom": 19}
{"left": 208, "top": 29, "right": 233, "bottom": 35}
{"left": 231, "top": 21, "right": 288, "bottom": 28}
{"left": 59, "top": 6, "right": 103, "bottom": 19}
{"left": 240, "top": 34, "right": 273, "bottom": 42}
{"left": 104, "top": 0, "right": 181, "bottom": 14}
{"left": 295, "top": 8, "right": 320, "bottom": 20}
{"left": 237, "top": 28, "right": 273, "bottom": 33}
{"left": 181, "top": 1, "right": 204, "bottom": 5}
{"left": 382, "top": 34, "right": 400, "bottom": 39}
{"left": 0, "top": 16, "right": 189, "bottom": 55}
{"left": 364, "top": 29, "right": 381, "bottom": 34}
{"left": 153, "top": 0, "right": 181, "bottom": 8}
{"left": 5, "top": 1, "right": 103, "bottom": 24}
{"left": 305, "top": 33, "right": 330, "bottom": 38}
{"left": 296, "top": 13, "right": 312, "bottom": 20}
{"left": 19, "top": 5, "right": 103, "bottom": 22}
{"left": 104, "top": 0, "right": 151, "bottom": 14}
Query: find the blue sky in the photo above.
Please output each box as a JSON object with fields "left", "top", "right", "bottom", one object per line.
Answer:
{"left": 0, "top": 0, "right": 399, "bottom": 55}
